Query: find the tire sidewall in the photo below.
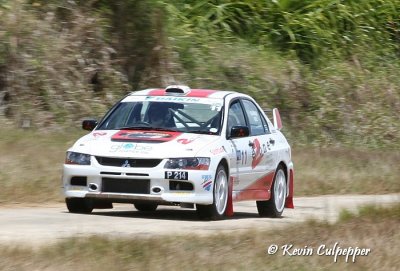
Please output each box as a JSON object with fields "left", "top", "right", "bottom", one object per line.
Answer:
{"left": 272, "top": 167, "right": 287, "bottom": 215}
{"left": 212, "top": 165, "right": 228, "bottom": 218}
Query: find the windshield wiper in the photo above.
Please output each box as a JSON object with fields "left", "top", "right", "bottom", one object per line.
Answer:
{"left": 116, "top": 126, "right": 152, "bottom": 130}
{"left": 187, "top": 130, "right": 216, "bottom": 135}
{"left": 150, "top": 127, "right": 178, "bottom": 132}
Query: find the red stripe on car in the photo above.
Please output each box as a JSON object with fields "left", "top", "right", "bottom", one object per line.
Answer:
{"left": 147, "top": 89, "right": 217, "bottom": 97}
{"left": 233, "top": 171, "right": 275, "bottom": 201}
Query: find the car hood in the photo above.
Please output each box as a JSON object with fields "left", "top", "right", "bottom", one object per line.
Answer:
{"left": 70, "top": 129, "right": 220, "bottom": 158}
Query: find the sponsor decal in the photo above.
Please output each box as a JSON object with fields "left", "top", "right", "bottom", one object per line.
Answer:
{"left": 210, "top": 146, "right": 226, "bottom": 155}
{"left": 112, "top": 130, "right": 181, "bottom": 142}
{"left": 145, "top": 96, "right": 201, "bottom": 102}
{"left": 201, "top": 175, "right": 213, "bottom": 191}
{"left": 177, "top": 138, "right": 197, "bottom": 145}
{"left": 110, "top": 143, "right": 153, "bottom": 154}
{"left": 177, "top": 135, "right": 204, "bottom": 145}
{"left": 251, "top": 138, "right": 268, "bottom": 169}
{"left": 237, "top": 150, "right": 248, "bottom": 164}
{"left": 93, "top": 132, "right": 107, "bottom": 137}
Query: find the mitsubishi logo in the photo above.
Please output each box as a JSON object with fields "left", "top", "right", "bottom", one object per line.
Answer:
{"left": 121, "top": 160, "right": 131, "bottom": 168}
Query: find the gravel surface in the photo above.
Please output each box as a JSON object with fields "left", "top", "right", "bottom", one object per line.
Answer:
{"left": 0, "top": 194, "right": 399, "bottom": 247}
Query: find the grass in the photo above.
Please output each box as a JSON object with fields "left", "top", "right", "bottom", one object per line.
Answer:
{"left": 339, "top": 201, "right": 400, "bottom": 222}
{"left": 0, "top": 127, "right": 86, "bottom": 204}
{"left": 293, "top": 147, "right": 400, "bottom": 195}
{"left": 0, "top": 203, "right": 398, "bottom": 270}
{"left": 0, "top": 128, "right": 399, "bottom": 204}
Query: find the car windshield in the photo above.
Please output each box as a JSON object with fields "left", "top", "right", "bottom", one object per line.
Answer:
{"left": 97, "top": 96, "right": 223, "bottom": 135}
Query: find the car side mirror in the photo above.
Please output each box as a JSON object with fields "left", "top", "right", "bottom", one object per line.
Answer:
{"left": 230, "top": 126, "right": 249, "bottom": 138}
{"left": 82, "top": 119, "right": 98, "bottom": 131}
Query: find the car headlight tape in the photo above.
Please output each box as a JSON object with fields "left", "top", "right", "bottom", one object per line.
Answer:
{"left": 164, "top": 158, "right": 210, "bottom": 170}
{"left": 65, "top": 152, "right": 91, "bottom": 165}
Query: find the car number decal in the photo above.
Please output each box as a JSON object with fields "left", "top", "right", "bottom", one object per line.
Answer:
{"left": 165, "top": 171, "right": 188, "bottom": 180}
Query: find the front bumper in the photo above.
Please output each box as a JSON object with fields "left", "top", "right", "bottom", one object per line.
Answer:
{"left": 62, "top": 157, "right": 214, "bottom": 205}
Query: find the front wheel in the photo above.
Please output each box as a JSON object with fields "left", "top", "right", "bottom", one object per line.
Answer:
{"left": 66, "top": 198, "right": 93, "bottom": 214}
{"left": 256, "top": 166, "right": 287, "bottom": 218}
{"left": 196, "top": 165, "right": 228, "bottom": 220}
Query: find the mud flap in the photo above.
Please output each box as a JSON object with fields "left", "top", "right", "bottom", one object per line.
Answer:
{"left": 226, "top": 176, "right": 234, "bottom": 216}
{"left": 285, "top": 169, "right": 294, "bottom": 208}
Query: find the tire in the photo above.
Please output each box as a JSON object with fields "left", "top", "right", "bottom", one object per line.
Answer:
{"left": 256, "top": 166, "right": 287, "bottom": 218}
{"left": 134, "top": 202, "right": 158, "bottom": 212}
{"left": 196, "top": 165, "right": 228, "bottom": 220}
{"left": 65, "top": 198, "right": 94, "bottom": 214}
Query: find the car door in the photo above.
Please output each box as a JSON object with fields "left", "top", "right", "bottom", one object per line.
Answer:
{"left": 226, "top": 100, "right": 252, "bottom": 192}
{"left": 238, "top": 99, "right": 277, "bottom": 199}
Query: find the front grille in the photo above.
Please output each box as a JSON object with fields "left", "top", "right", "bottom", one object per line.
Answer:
{"left": 100, "top": 172, "right": 149, "bottom": 177}
{"left": 102, "top": 178, "right": 150, "bottom": 194}
{"left": 100, "top": 172, "right": 122, "bottom": 175}
{"left": 95, "top": 157, "right": 162, "bottom": 168}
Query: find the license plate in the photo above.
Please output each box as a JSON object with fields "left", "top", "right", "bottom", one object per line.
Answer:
{"left": 165, "top": 171, "right": 188, "bottom": 180}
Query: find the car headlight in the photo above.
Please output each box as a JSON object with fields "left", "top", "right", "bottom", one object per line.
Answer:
{"left": 164, "top": 157, "right": 210, "bottom": 170}
{"left": 65, "top": 151, "right": 91, "bottom": 165}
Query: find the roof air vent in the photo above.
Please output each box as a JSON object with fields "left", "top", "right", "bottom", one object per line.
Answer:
{"left": 165, "top": 85, "right": 191, "bottom": 95}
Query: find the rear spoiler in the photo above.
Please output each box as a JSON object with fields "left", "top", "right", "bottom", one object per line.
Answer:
{"left": 263, "top": 108, "right": 283, "bottom": 130}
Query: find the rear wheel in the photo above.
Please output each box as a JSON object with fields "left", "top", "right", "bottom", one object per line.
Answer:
{"left": 134, "top": 202, "right": 158, "bottom": 212}
{"left": 196, "top": 165, "right": 228, "bottom": 220}
{"left": 65, "top": 198, "right": 93, "bottom": 214}
{"left": 257, "top": 166, "right": 287, "bottom": 218}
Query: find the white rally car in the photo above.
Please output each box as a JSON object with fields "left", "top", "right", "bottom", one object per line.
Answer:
{"left": 63, "top": 85, "right": 294, "bottom": 219}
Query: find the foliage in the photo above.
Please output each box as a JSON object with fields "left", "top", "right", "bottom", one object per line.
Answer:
{"left": 168, "top": 0, "right": 400, "bottom": 64}
{"left": 0, "top": 0, "right": 399, "bottom": 148}
{"left": 159, "top": 0, "right": 400, "bottom": 148}
{"left": 0, "top": 0, "right": 130, "bottom": 126}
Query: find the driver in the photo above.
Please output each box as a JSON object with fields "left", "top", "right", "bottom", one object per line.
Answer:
{"left": 148, "top": 105, "right": 175, "bottom": 128}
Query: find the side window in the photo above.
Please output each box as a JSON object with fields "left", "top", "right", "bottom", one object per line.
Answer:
{"left": 260, "top": 112, "right": 270, "bottom": 134}
{"left": 242, "top": 100, "right": 268, "bottom": 135}
{"left": 227, "top": 100, "right": 247, "bottom": 133}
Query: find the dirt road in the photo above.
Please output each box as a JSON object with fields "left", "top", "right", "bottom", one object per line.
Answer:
{"left": 1, "top": 194, "right": 399, "bottom": 247}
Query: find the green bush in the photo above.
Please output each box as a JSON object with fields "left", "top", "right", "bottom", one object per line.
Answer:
{"left": 167, "top": 0, "right": 400, "bottom": 64}
{"left": 0, "top": 0, "right": 399, "bottom": 148}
